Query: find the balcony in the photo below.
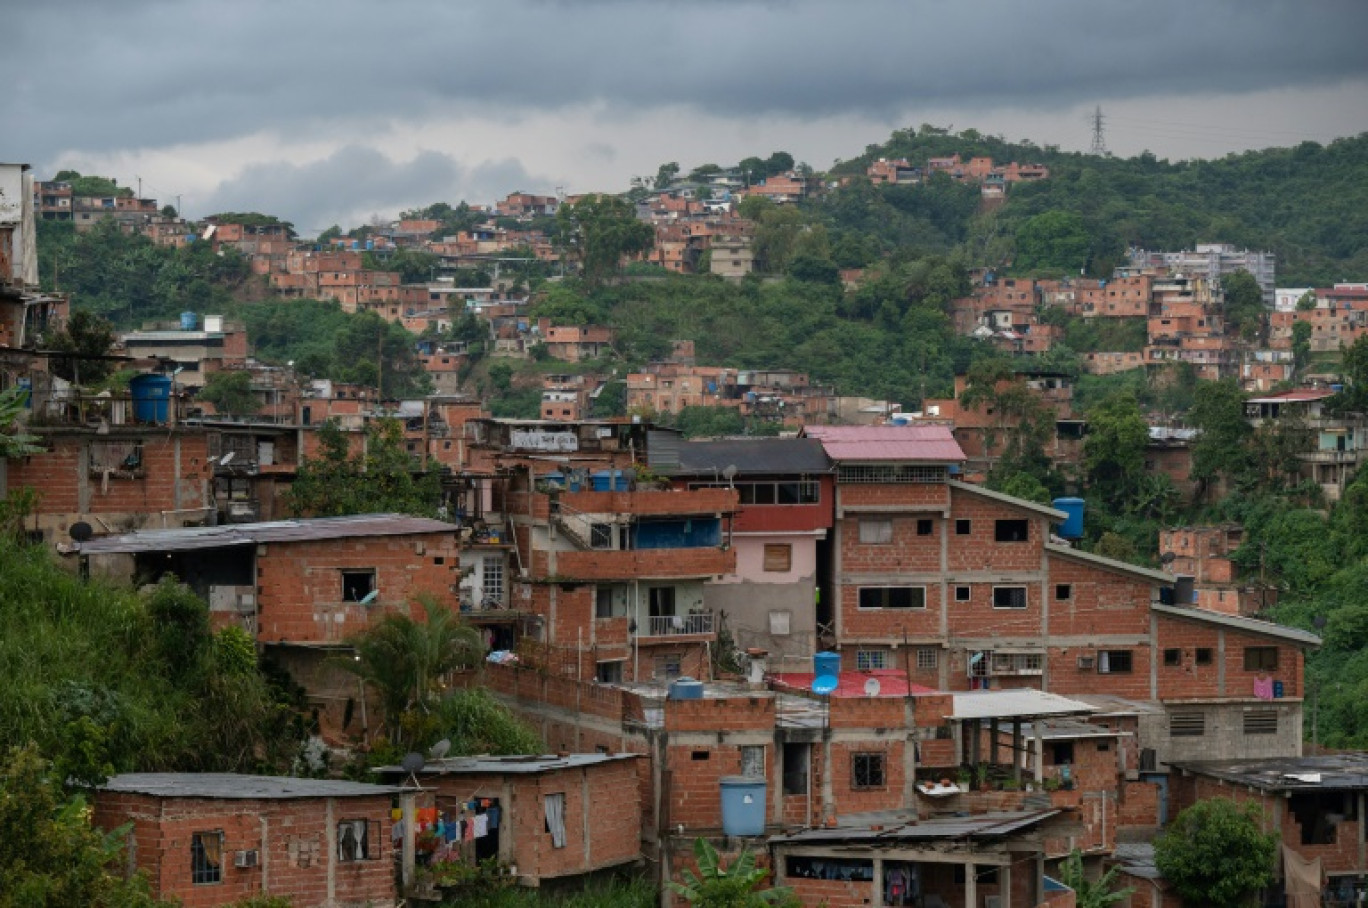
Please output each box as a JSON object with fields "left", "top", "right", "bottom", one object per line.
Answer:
{"left": 643, "top": 612, "right": 714, "bottom": 638}
{"left": 554, "top": 546, "right": 735, "bottom": 582}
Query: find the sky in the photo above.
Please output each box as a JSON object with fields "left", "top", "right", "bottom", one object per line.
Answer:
{"left": 7, "top": 0, "right": 1368, "bottom": 236}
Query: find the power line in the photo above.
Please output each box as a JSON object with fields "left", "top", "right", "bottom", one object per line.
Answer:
{"left": 1088, "top": 106, "right": 1107, "bottom": 156}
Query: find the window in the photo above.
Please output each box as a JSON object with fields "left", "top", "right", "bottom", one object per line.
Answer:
{"left": 917, "top": 647, "right": 939, "bottom": 670}
{"left": 590, "top": 523, "right": 613, "bottom": 549}
{"left": 1098, "top": 650, "right": 1133, "bottom": 673}
{"left": 1170, "top": 711, "right": 1206, "bottom": 737}
{"left": 655, "top": 653, "right": 682, "bottom": 679}
{"left": 859, "top": 587, "right": 925, "bottom": 610}
{"left": 740, "top": 746, "right": 765, "bottom": 779}
{"left": 337, "top": 819, "right": 374, "bottom": 862}
{"left": 596, "top": 586, "right": 615, "bottom": 619}
{"left": 859, "top": 519, "right": 893, "bottom": 544}
{"left": 763, "top": 544, "right": 792, "bottom": 573}
{"left": 341, "top": 570, "right": 376, "bottom": 602}
{"left": 544, "top": 793, "right": 566, "bottom": 848}
{"left": 856, "top": 650, "right": 890, "bottom": 671}
{"left": 995, "top": 519, "right": 1029, "bottom": 542}
{"left": 1195, "top": 647, "right": 1213, "bottom": 666}
{"left": 993, "top": 586, "right": 1027, "bottom": 609}
{"left": 691, "top": 750, "right": 710, "bottom": 761}
{"left": 1055, "top": 584, "right": 1072, "bottom": 601}
{"left": 1164, "top": 648, "right": 1182, "bottom": 666}
{"left": 782, "top": 743, "right": 811, "bottom": 795}
{"left": 482, "top": 558, "right": 505, "bottom": 606}
{"left": 191, "top": 831, "right": 224, "bottom": 885}
{"left": 1244, "top": 647, "right": 1279, "bottom": 671}
{"left": 955, "top": 519, "right": 972, "bottom": 536}
{"left": 648, "top": 586, "right": 676, "bottom": 618}
{"left": 991, "top": 652, "right": 1044, "bottom": 675}
{"left": 852, "top": 753, "right": 886, "bottom": 789}
{"left": 916, "top": 519, "right": 933, "bottom": 536}
{"left": 1244, "top": 709, "right": 1278, "bottom": 735}
{"left": 595, "top": 660, "right": 623, "bottom": 683}
{"left": 955, "top": 585, "right": 971, "bottom": 602}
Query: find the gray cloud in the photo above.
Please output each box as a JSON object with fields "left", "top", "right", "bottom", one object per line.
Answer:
{"left": 199, "top": 147, "right": 544, "bottom": 234}
{"left": 8, "top": 0, "right": 1367, "bottom": 170}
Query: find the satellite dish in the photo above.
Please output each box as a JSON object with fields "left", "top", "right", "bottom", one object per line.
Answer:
{"left": 359, "top": 589, "right": 379, "bottom": 606}
{"left": 811, "top": 675, "right": 838, "bottom": 696}
{"left": 429, "top": 738, "right": 451, "bottom": 761}
{"left": 69, "top": 521, "right": 93, "bottom": 542}
{"left": 219, "top": 451, "right": 235, "bottom": 466}
{"left": 722, "top": 464, "right": 738, "bottom": 482}
{"left": 864, "top": 677, "right": 882, "bottom": 697}
{"left": 400, "top": 752, "right": 425, "bottom": 774}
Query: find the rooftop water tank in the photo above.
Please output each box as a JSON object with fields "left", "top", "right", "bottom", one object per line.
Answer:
{"left": 668, "top": 677, "right": 704, "bottom": 700}
{"left": 1053, "top": 497, "right": 1085, "bottom": 540}
{"left": 180, "top": 311, "right": 197, "bottom": 330}
{"left": 719, "top": 776, "right": 766, "bottom": 836}
{"left": 129, "top": 374, "right": 173, "bottom": 424}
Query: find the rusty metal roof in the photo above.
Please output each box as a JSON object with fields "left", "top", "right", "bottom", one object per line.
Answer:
{"left": 802, "top": 425, "right": 965, "bottom": 463}
{"left": 79, "top": 513, "right": 456, "bottom": 555}
{"left": 769, "top": 809, "right": 1060, "bottom": 845}
{"left": 98, "top": 773, "right": 402, "bottom": 800}
{"left": 1168, "top": 754, "right": 1368, "bottom": 792}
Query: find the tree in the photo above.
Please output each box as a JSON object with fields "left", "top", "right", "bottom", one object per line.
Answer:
{"left": 0, "top": 387, "right": 40, "bottom": 459}
{"left": 669, "top": 838, "right": 798, "bottom": 908}
{"left": 43, "top": 310, "right": 117, "bottom": 385}
{"left": 1222, "top": 270, "right": 1266, "bottom": 342}
{"left": 198, "top": 370, "right": 258, "bottom": 417}
{"left": 1057, "top": 849, "right": 1131, "bottom": 908}
{"left": 555, "top": 195, "right": 655, "bottom": 288}
{"left": 286, "top": 419, "right": 442, "bottom": 518}
{"left": 1189, "top": 379, "right": 1254, "bottom": 492}
{"left": 1292, "top": 320, "right": 1313, "bottom": 374}
{"left": 344, "top": 597, "right": 483, "bottom": 747}
{"left": 654, "top": 161, "right": 681, "bottom": 190}
{"left": 0, "top": 744, "right": 172, "bottom": 907}
{"left": 1083, "top": 393, "right": 1149, "bottom": 509}
{"left": 1014, "top": 211, "right": 1090, "bottom": 274}
{"left": 52, "top": 171, "right": 131, "bottom": 198}
{"left": 1154, "top": 798, "right": 1277, "bottom": 908}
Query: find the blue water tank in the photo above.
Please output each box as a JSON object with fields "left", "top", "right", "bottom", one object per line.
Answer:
{"left": 814, "top": 651, "right": 840, "bottom": 684}
{"left": 668, "top": 677, "right": 704, "bottom": 700}
{"left": 591, "top": 469, "right": 629, "bottom": 492}
{"left": 719, "top": 776, "right": 766, "bottom": 836}
{"left": 180, "top": 311, "right": 197, "bottom": 330}
{"left": 1053, "top": 497, "right": 1085, "bottom": 540}
{"left": 129, "top": 374, "right": 173, "bottom": 424}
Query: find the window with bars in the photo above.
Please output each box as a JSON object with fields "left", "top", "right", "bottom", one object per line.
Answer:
{"left": 856, "top": 650, "right": 890, "bottom": 671}
{"left": 837, "top": 465, "right": 947, "bottom": 484}
{"left": 1098, "top": 650, "right": 1133, "bottom": 673}
{"left": 858, "top": 587, "right": 925, "bottom": 609}
{"left": 740, "top": 745, "right": 765, "bottom": 779}
{"left": 337, "top": 819, "right": 377, "bottom": 861}
{"left": 916, "top": 647, "right": 938, "bottom": 670}
{"left": 852, "top": 753, "right": 886, "bottom": 789}
{"left": 992, "top": 586, "right": 1027, "bottom": 609}
{"left": 859, "top": 519, "right": 893, "bottom": 544}
{"left": 482, "top": 558, "right": 505, "bottom": 606}
{"left": 991, "top": 652, "right": 1044, "bottom": 675}
{"left": 191, "top": 831, "right": 224, "bottom": 885}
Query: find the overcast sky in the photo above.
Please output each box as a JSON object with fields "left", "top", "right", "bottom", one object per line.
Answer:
{"left": 7, "top": 0, "right": 1367, "bottom": 235}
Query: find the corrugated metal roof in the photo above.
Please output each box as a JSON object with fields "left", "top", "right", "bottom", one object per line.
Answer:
{"left": 948, "top": 689, "right": 1095, "bottom": 721}
{"left": 1151, "top": 602, "right": 1322, "bottom": 647}
{"left": 803, "top": 425, "right": 965, "bottom": 463}
{"left": 79, "top": 513, "right": 456, "bottom": 555}
{"left": 1247, "top": 389, "right": 1335, "bottom": 404}
{"left": 374, "top": 753, "right": 640, "bottom": 776}
{"left": 1167, "top": 754, "right": 1368, "bottom": 792}
{"left": 769, "top": 809, "right": 1059, "bottom": 845}
{"left": 661, "top": 437, "right": 831, "bottom": 476}
{"left": 99, "top": 773, "right": 401, "bottom": 800}
{"left": 1044, "top": 542, "right": 1175, "bottom": 583}
{"left": 951, "top": 481, "right": 1067, "bottom": 520}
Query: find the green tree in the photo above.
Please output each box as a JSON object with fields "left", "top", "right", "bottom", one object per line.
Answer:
{"left": 344, "top": 597, "right": 483, "bottom": 747}
{"left": 669, "top": 838, "right": 798, "bottom": 908}
{"left": 654, "top": 161, "right": 681, "bottom": 189}
{"left": 0, "top": 744, "right": 172, "bottom": 907}
{"left": 1057, "top": 848, "right": 1131, "bottom": 908}
{"left": 1154, "top": 798, "right": 1277, "bottom": 908}
{"left": 1083, "top": 392, "right": 1149, "bottom": 509}
{"left": 198, "top": 370, "right": 259, "bottom": 417}
{"left": 1189, "top": 379, "right": 1254, "bottom": 493}
{"left": 1014, "top": 211, "right": 1090, "bottom": 274}
{"left": 52, "top": 171, "right": 132, "bottom": 198}
{"left": 286, "top": 419, "right": 441, "bottom": 517}
{"left": 43, "top": 310, "right": 117, "bottom": 385}
{"left": 1292, "top": 320, "right": 1313, "bottom": 374}
{"left": 0, "top": 387, "right": 40, "bottom": 458}
{"left": 1222, "top": 270, "right": 1266, "bottom": 342}
{"left": 555, "top": 195, "right": 655, "bottom": 288}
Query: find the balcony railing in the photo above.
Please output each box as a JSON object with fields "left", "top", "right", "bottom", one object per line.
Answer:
{"left": 644, "top": 613, "right": 714, "bottom": 637}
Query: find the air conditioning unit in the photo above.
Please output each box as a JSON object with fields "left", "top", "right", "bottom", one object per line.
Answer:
{"left": 1076, "top": 655, "right": 1096, "bottom": 670}
{"left": 234, "top": 849, "right": 259, "bottom": 868}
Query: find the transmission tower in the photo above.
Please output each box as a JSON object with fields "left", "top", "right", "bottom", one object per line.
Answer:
{"left": 1088, "top": 106, "right": 1108, "bottom": 156}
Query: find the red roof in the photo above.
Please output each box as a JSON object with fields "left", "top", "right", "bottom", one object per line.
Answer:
{"left": 1247, "top": 388, "right": 1336, "bottom": 404}
{"left": 770, "top": 670, "right": 937, "bottom": 698}
{"left": 803, "top": 424, "right": 965, "bottom": 463}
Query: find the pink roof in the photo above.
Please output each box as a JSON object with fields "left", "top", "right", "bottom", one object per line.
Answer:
{"left": 803, "top": 424, "right": 965, "bottom": 463}
{"left": 770, "top": 670, "right": 937, "bottom": 699}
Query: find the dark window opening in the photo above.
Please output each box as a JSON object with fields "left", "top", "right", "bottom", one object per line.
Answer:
{"left": 1099, "top": 650, "right": 1133, "bottom": 673}
{"left": 342, "top": 570, "right": 376, "bottom": 602}
{"left": 590, "top": 523, "right": 613, "bottom": 548}
{"left": 191, "top": 831, "right": 224, "bottom": 885}
{"left": 955, "top": 519, "right": 972, "bottom": 536}
{"left": 782, "top": 742, "right": 811, "bottom": 795}
{"left": 1244, "top": 647, "right": 1278, "bottom": 671}
{"left": 1055, "top": 584, "right": 1072, "bottom": 601}
{"left": 852, "top": 752, "right": 885, "bottom": 789}
{"left": 1050, "top": 742, "right": 1074, "bottom": 765}
{"left": 691, "top": 750, "right": 710, "bottom": 761}
{"left": 995, "top": 519, "right": 1029, "bottom": 542}
{"left": 859, "top": 587, "right": 926, "bottom": 609}
{"left": 1164, "top": 648, "right": 1182, "bottom": 666}
{"left": 993, "top": 586, "right": 1027, "bottom": 609}
{"left": 955, "top": 586, "right": 971, "bottom": 602}
{"left": 916, "top": 519, "right": 933, "bottom": 536}
{"left": 1195, "top": 648, "right": 1213, "bottom": 665}
{"left": 595, "top": 661, "right": 623, "bottom": 683}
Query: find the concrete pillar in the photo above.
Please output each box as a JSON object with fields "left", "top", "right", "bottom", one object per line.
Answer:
{"left": 872, "top": 856, "right": 884, "bottom": 908}
{"left": 1012, "top": 721, "right": 1023, "bottom": 784}
{"left": 1033, "top": 722, "right": 1045, "bottom": 784}
{"left": 990, "top": 718, "right": 1000, "bottom": 766}
{"left": 964, "top": 860, "right": 977, "bottom": 908}
{"left": 401, "top": 791, "right": 417, "bottom": 892}
{"left": 1001, "top": 862, "right": 1012, "bottom": 908}
{"left": 325, "top": 796, "right": 336, "bottom": 905}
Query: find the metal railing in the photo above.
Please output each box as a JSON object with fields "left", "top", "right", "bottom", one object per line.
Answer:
{"left": 645, "top": 613, "right": 714, "bottom": 637}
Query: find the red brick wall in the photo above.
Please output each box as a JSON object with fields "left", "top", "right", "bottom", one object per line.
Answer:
{"left": 92, "top": 791, "right": 395, "bottom": 908}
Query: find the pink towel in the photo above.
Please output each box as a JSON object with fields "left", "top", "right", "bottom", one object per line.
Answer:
{"left": 1254, "top": 676, "right": 1274, "bottom": 700}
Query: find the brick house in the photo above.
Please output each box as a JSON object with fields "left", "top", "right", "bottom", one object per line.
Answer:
{"left": 1245, "top": 388, "right": 1368, "bottom": 502}
{"left": 374, "top": 754, "right": 642, "bottom": 885}
{"left": 93, "top": 773, "right": 402, "bottom": 908}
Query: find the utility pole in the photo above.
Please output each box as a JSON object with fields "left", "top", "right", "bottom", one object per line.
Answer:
{"left": 1088, "top": 106, "right": 1108, "bottom": 156}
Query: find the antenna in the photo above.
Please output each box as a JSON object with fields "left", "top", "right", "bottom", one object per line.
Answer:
{"left": 722, "top": 464, "right": 737, "bottom": 488}
{"left": 400, "top": 751, "right": 426, "bottom": 789}
{"left": 429, "top": 738, "right": 451, "bottom": 761}
{"left": 1089, "top": 106, "right": 1108, "bottom": 156}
